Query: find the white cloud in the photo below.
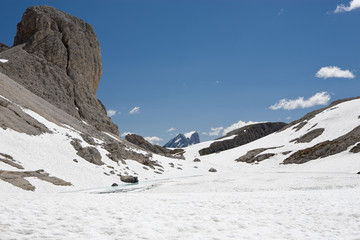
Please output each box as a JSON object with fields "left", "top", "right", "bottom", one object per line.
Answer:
{"left": 203, "top": 127, "right": 224, "bottom": 136}
{"left": 107, "top": 109, "right": 117, "bottom": 117}
{"left": 144, "top": 136, "right": 163, "bottom": 144}
{"left": 222, "top": 120, "right": 260, "bottom": 136}
{"left": 315, "top": 66, "right": 355, "bottom": 79}
{"left": 335, "top": 0, "right": 360, "bottom": 13}
{"left": 167, "top": 127, "right": 176, "bottom": 132}
{"left": 129, "top": 106, "right": 140, "bottom": 114}
{"left": 121, "top": 132, "right": 133, "bottom": 137}
{"left": 269, "top": 92, "right": 331, "bottom": 110}
{"left": 278, "top": 8, "right": 285, "bottom": 15}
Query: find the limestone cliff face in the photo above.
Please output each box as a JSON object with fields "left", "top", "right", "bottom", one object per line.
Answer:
{"left": 0, "top": 5, "right": 118, "bottom": 135}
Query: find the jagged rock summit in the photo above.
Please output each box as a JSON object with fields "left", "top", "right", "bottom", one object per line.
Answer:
{"left": 0, "top": 5, "right": 118, "bottom": 135}
{"left": 164, "top": 131, "right": 200, "bottom": 148}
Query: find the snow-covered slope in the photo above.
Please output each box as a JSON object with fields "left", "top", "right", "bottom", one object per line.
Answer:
{"left": 1, "top": 66, "right": 360, "bottom": 194}
{"left": 183, "top": 97, "right": 360, "bottom": 173}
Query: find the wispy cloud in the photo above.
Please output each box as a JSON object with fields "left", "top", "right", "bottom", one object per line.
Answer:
{"left": 335, "top": 0, "right": 360, "bottom": 13}
{"left": 315, "top": 66, "right": 355, "bottom": 79}
{"left": 129, "top": 106, "right": 140, "bottom": 114}
{"left": 107, "top": 109, "right": 118, "bottom": 117}
{"left": 167, "top": 127, "right": 176, "bottom": 132}
{"left": 144, "top": 136, "right": 163, "bottom": 144}
{"left": 121, "top": 132, "right": 133, "bottom": 137}
{"left": 269, "top": 92, "right": 331, "bottom": 110}
{"left": 203, "top": 127, "right": 224, "bottom": 136}
{"left": 223, "top": 120, "right": 260, "bottom": 135}
{"left": 278, "top": 8, "right": 285, "bottom": 16}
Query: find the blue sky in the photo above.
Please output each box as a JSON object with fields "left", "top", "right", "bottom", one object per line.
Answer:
{"left": 1, "top": 0, "right": 360, "bottom": 145}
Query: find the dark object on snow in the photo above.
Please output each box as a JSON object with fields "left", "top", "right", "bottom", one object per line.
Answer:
{"left": 193, "top": 158, "right": 201, "bottom": 162}
{"left": 111, "top": 183, "right": 118, "bottom": 187}
{"left": 208, "top": 168, "right": 217, "bottom": 172}
{"left": 357, "top": 172, "right": 360, "bottom": 175}
{"left": 120, "top": 175, "right": 139, "bottom": 183}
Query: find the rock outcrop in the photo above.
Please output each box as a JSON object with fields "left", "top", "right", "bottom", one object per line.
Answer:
{"left": 0, "top": 5, "right": 118, "bottom": 135}
{"left": 125, "top": 134, "right": 184, "bottom": 159}
{"left": 164, "top": 131, "right": 200, "bottom": 148}
{"left": 0, "top": 43, "right": 9, "bottom": 53}
{"left": 199, "top": 122, "right": 287, "bottom": 156}
{"left": 283, "top": 126, "right": 360, "bottom": 164}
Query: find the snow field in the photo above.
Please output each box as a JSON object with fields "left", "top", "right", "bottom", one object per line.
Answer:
{"left": 1, "top": 181, "right": 359, "bottom": 240}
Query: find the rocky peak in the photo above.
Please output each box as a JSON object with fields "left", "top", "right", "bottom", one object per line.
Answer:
{"left": 14, "top": 5, "right": 102, "bottom": 94}
{"left": 0, "top": 5, "right": 118, "bottom": 135}
{"left": 164, "top": 131, "right": 200, "bottom": 148}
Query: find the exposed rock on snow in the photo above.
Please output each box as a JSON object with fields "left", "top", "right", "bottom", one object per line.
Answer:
{"left": 350, "top": 143, "right": 360, "bottom": 153}
{"left": 236, "top": 147, "right": 278, "bottom": 163}
{"left": 0, "top": 169, "right": 71, "bottom": 191}
{"left": 125, "top": 134, "right": 185, "bottom": 159}
{"left": 120, "top": 175, "right": 139, "bottom": 183}
{"left": 0, "top": 96, "right": 51, "bottom": 135}
{"left": 290, "top": 128, "right": 325, "bottom": 143}
{"left": 0, "top": 5, "right": 118, "bottom": 135}
{"left": 72, "top": 138, "right": 103, "bottom": 165}
{"left": 208, "top": 168, "right": 217, "bottom": 172}
{"left": 0, "top": 153, "right": 24, "bottom": 170}
{"left": 199, "top": 122, "right": 286, "bottom": 156}
{"left": 284, "top": 126, "right": 360, "bottom": 164}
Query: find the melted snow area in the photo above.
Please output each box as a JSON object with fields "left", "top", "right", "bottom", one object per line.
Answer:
{"left": 1, "top": 98, "right": 360, "bottom": 239}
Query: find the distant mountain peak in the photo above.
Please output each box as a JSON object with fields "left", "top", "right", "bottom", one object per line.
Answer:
{"left": 164, "top": 131, "right": 200, "bottom": 148}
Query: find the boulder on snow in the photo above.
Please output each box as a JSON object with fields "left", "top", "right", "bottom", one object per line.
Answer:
{"left": 111, "top": 183, "right": 118, "bottom": 187}
{"left": 193, "top": 158, "right": 201, "bottom": 162}
{"left": 120, "top": 175, "right": 139, "bottom": 183}
{"left": 208, "top": 168, "right": 217, "bottom": 172}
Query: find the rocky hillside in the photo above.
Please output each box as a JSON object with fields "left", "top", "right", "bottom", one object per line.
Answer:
{"left": 184, "top": 97, "right": 360, "bottom": 171}
{"left": 199, "top": 122, "right": 286, "bottom": 156}
{"left": 0, "top": 5, "right": 118, "bottom": 134}
{"left": 164, "top": 131, "right": 200, "bottom": 148}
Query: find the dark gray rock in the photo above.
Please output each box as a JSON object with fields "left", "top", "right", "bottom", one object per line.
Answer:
{"left": 125, "top": 134, "right": 184, "bottom": 159}
{"left": 103, "top": 139, "right": 153, "bottom": 165}
{"left": 290, "top": 128, "right": 325, "bottom": 144}
{"left": 208, "top": 168, "right": 217, "bottom": 172}
{"left": 350, "top": 143, "right": 360, "bottom": 153}
{"left": 164, "top": 131, "right": 200, "bottom": 148}
{"left": 111, "top": 183, "right": 118, "bottom": 187}
{"left": 199, "top": 122, "right": 286, "bottom": 156}
{"left": 0, "top": 100, "right": 51, "bottom": 135}
{"left": 193, "top": 158, "right": 201, "bottom": 162}
{"left": 0, "top": 5, "right": 118, "bottom": 135}
{"left": 236, "top": 147, "right": 278, "bottom": 163}
{"left": 80, "top": 133, "right": 96, "bottom": 145}
{"left": 283, "top": 126, "right": 360, "bottom": 164}
{"left": 120, "top": 175, "right": 138, "bottom": 183}
{"left": 0, "top": 43, "right": 9, "bottom": 53}
{"left": 0, "top": 169, "right": 71, "bottom": 191}
{"left": 77, "top": 147, "right": 103, "bottom": 165}
{"left": 70, "top": 138, "right": 103, "bottom": 165}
